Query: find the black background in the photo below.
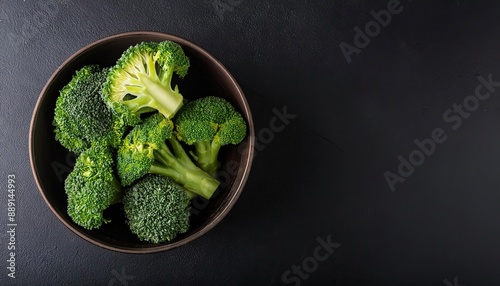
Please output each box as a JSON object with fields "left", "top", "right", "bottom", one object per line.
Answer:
{"left": 1, "top": 0, "right": 500, "bottom": 285}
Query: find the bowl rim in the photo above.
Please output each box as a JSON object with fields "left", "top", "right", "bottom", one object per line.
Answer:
{"left": 29, "top": 31, "right": 255, "bottom": 254}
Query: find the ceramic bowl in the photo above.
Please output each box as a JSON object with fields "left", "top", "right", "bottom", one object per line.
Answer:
{"left": 29, "top": 32, "right": 254, "bottom": 253}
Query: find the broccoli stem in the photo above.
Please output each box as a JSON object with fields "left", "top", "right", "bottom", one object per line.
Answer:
{"left": 169, "top": 138, "right": 201, "bottom": 170}
{"left": 149, "top": 140, "right": 219, "bottom": 199}
{"left": 123, "top": 72, "right": 183, "bottom": 119}
{"left": 193, "top": 141, "right": 221, "bottom": 177}
{"left": 121, "top": 83, "right": 183, "bottom": 118}
{"left": 151, "top": 152, "right": 195, "bottom": 199}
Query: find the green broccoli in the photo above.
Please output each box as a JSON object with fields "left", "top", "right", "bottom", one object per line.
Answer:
{"left": 174, "top": 96, "right": 247, "bottom": 176}
{"left": 64, "top": 142, "right": 122, "bottom": 230}
{"left": 123, "top": 174, "right": 190, "bottom": 243}
{"left": 117, "top": 113, "right": 220, "bottom": 199}
{"left": 53, "top": 64, "right": 125, "bottom": 154}
{"left": 103, "top": 41, "right": 190, "bottom": 126}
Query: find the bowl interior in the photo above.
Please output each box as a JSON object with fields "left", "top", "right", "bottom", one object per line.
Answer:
{"left": 30, "top": 32, "right": 254, "bottom": 253}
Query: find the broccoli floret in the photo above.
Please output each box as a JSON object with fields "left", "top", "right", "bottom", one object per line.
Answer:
{"left": 174, "top": 96, "right": 247, "bottom": 176}
{"left": 103, "top": 41, "right": 190, "bottom": 126}
{"left": 64, "top": 142, "right": 122, "bottom": 230}
{"left": 123, "top": 174, "right": 190, "bottom": 243}
{"left": 53, "top": 65, "right": 126, "bottom": 154}
{"left": 117, "top": 113, "right": 220, "bottom": 199}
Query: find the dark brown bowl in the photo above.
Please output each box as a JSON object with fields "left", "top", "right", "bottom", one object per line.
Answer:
{"left": 29, "top": 32, "right": 254, "bottom": 253}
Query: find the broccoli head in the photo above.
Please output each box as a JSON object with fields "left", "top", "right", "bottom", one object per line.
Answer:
{"left": 103, "top": 41, "right": 190, "bottom": 126}
{"left": 117, "top": 113, "right": 220, "bottom": 199}
{"left": 64, "top": 142, "right": 122, "bottom": 230}
{"left": 123, "top": 174, "right": 190, "bottom": 243}
{"left": 174, "top": 96, "right": 247, "bottom": 176}
{"left": 53, "top": 64, "right": 125, "bottom": 154}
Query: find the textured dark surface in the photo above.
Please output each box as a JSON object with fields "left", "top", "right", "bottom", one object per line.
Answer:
{"left": 2, "top": 0, "right": 500, "bottom": 285}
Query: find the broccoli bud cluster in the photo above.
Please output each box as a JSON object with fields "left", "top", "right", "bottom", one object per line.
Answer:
{"left": 52, "top": 41, "right": 247, "bottom": 243}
